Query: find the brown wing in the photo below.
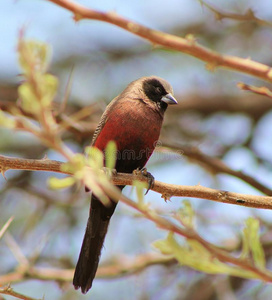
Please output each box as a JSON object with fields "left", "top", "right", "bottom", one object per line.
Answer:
{"left": 91, "top": 95, "right": 120, "bottom": 146}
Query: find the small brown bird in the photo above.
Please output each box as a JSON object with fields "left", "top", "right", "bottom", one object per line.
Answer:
{"left": 73, "top": 76, "right": 177, "bottom": 293}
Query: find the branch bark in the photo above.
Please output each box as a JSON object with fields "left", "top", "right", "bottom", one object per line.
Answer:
{"left": 1, "top": 154, "right": 272, "bottom": 209}
{"left": 0, "top": 287, "right": 40, "bottom": 300}
{"left": 46, "top": 0, "right": 272, "bottom": 82}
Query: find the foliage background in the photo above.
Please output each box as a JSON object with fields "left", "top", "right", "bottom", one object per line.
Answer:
{"left": 1, "top": 0, "right": 272, "bottom": 299}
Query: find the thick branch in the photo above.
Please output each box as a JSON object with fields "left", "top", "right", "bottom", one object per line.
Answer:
{"left": 0, "top": 155, "right": 64, "bottom": 175}
{"left": 1, "top": 154, "right": 272, "bottom": 209}
{"left": 46, "top": 0, "right": 272, "bottom": 82}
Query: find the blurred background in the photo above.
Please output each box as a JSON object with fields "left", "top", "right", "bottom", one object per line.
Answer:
{"left": 1, "top": 0, "right": 272, "bottom": 299}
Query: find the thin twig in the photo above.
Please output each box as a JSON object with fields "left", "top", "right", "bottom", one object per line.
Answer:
{"left": 237, "top": 82, "right": 272, "bottom": 99}
{"left": 59, "top": 65, "right": 74, "bottom": 114}
{"left": 200, "top": 0, "right": 272, "bottom": 27}
{"left": 4, "top": 232, "right": 29, "bottom": 267}
{"left": 0, "top": 286, "right": 42, "bottom": 300}
{"left": 0, "top": 217, "right": 14, "bottom": 240}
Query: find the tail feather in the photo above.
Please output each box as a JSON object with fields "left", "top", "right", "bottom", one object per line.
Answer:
{"left": 73, "top": 189, "right": 122, "bottom": 294}
{"left": 73, "top": 213, "right": 109, "bottom": 293}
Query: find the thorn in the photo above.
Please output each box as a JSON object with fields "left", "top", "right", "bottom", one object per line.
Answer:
{"left": 205, "top": 61, "right": 218, "bottom": 72}
{"left": 133, "top": 167, "right": 140, "bottom": 175}
{"left": 161, "top": 193, "right": 172, "bottom": 202}
{"left": 42, "top": 153, "right": 48, "bottom": 160}
{"left": 1, "top": 169, "right": 7, "bottom": 180}
{"left": 111, "top": 168, "right": 117, "bottom": 176}
{"left": 185, "top": 34, "right": 197, "bottom": 45}
{"left": 73, "top": 13, "right": 83, "bottom": 22}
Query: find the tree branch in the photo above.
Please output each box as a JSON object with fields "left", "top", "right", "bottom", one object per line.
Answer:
{"left": 0, "top": 286, "right": 41, "bottom": 300}
{"left": 46, "top": 0, "right": 272, "bottom": 82}
{"left": 162, "top": 144, "right": 272, "bottom": 196}
{"left": 201, "top": 1, "right": 272, "bottom": 27}
{"left": 0, "top": 254, "right": 175, "bottom": 285}
{"left": 1, "top": 154, "right": 272, "bottom": 209}
{"left": 105, "top": 186, "right": 272, "bottom": 283}
{"left": 0, "top": 155, "right": 65, "bottom": 176}
{"left": 237, "top": 82, "right": 272, "bottom": 99}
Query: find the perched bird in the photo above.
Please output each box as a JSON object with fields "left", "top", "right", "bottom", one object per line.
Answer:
{"left": 73, "top": 76, "right": 178, "bottom": 293}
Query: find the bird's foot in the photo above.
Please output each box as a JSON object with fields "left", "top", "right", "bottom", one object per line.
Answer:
{"left": 133, "top": 167, "right": 155, "bottom": 195}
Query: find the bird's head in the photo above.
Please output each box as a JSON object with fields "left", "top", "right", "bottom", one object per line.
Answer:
{"left": 141, "top": 76, "right": 178, "bottom": 113}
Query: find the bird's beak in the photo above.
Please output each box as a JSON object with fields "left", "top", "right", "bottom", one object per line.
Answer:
{"left": 161, "top": 93, "right": 178, "bottom": 105}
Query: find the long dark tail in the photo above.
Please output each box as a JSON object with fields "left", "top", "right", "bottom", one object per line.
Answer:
{"left": 73, "top": 187, "right": 123, "bottom": 294}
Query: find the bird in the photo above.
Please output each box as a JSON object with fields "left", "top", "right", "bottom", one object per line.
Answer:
{"left": 73, "top": 76, "right": 178, "bottom": 293}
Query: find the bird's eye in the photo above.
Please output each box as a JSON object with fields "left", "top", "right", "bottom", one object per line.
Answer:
{"left": 156, "top": 87, "right": 162, "bottom": 94}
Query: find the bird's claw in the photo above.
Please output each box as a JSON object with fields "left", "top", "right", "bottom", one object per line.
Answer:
{"left": 133, "top": 167, "right": 155, "bottom": 195}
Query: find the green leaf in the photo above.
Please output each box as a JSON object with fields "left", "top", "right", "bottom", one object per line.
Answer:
{"left": 243, "top": 217, "right": 265, "bottom": 269}
{"left": 18, "top": 83, "right": 40, "bottom": 114}
{"left": 17, "top": 39, "right": 57, "bottom": 116}
{"left": 18, "top": 40, "right": 50, "bottom": 75}
{"left": 105, "top": 141, "right": 117, "bottom": 170}
{"left": 177, "top": 200, "right": 195, "bottom": 228}
{"left": 0, "top": 111, "right": 16, "bottom": 128}
{"left": 84, "top": 172, "right": 110, "bottom": 206}
{"left": 41, "top": 74, "right": 58, "bottom": 107}
{"left": 48, "top": 176, "right": 75, "bottom": 189}
{"left": 61, "top": 154, "right": 86, "bottom": 174}
{"left": 154, "top": 233, "right": 261, "bottom": 280}
{"left": 241, "top": 226, "right": 250, "bottom": 260}
{"left": 153, "top": 233, "right": 175, "bottom": 255}
{"left": 133, "top": 180, "right": 148, "bottom": 208}
{"left": 86, "top": 146, "right": 104, "bottom": 169}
